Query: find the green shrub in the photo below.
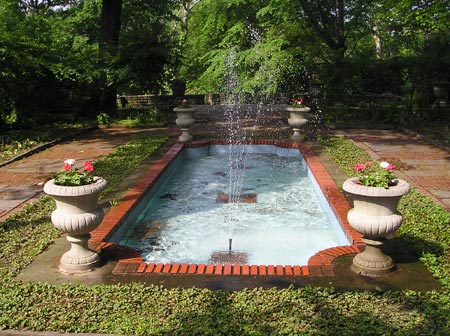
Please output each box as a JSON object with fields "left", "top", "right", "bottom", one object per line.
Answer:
{"left": 96, "top": 112, "right": 110, "bottom": 125}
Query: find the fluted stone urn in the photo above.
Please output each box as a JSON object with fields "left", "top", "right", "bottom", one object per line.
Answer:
{"left": 343, "top": 178, "right": 410, "bottom": 276}
{"left": 43, "top": 177, "right": 108, "bottom": 273}
{"left": 174, "top": 106, "right": 195, "bottom": 142}
{"left": 287, "top": 107, "right": 310, "bottom": 141}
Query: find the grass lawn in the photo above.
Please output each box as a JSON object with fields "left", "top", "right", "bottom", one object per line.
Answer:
{"left": 0, "top": 134, "right": 449, "bottom": 335}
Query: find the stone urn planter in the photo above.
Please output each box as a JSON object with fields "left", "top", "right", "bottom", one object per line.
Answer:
{"left": 174, "top": 106, "right": 196, "bottom": 142}
{"left": 287, "top": 106, "right": 310, "bottom": 141}
{"left": 43, "top": 177, "right": 108, "bottom": 273}
{"left": 343, "top": 177, "right": 410, "bottom": 276}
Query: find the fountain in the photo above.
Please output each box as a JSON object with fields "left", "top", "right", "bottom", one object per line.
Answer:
{"left": 115, "top": 143, "right": 350, "bottom": 266}
{"left": 99, "top": 33, "right": 358, "bottom": 274}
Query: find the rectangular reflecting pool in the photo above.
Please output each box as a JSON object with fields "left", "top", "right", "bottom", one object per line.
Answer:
{"left": 107, "top": 142, "right": 355, "bottom": 269}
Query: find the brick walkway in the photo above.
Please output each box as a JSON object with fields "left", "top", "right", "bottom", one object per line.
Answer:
{"left": 0, "top": 125, "right": 176, "bottom": 220}
{"left": 0, "top": 111, "right": 449, "bottom": 222}
{"left": 331, "top": 128, "right": 450, "bottom": 211}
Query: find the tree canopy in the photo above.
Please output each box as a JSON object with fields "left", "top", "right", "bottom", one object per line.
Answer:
{"left": 0, "top": 0, "right": 179, "bottom": 127}
{"left": 0, "top": 0, "right": 449, "bottom": 127}
{"left": 181, "top": 0, "right": 449, "bottom": 102}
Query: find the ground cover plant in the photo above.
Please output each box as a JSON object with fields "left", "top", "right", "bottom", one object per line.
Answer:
{"left": 0, "top": 136, "right": 449, "bottom": 335}
{"left": 0, "top": 136, "right": 167, "bottom": 279}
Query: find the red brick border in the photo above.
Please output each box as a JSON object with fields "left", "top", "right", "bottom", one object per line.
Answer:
{"left": 90, "top": 140, "right": 363, "bottom": 277}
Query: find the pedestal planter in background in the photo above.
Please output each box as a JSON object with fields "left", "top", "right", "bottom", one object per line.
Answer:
{"left": 174, "top": 106, "right": 196, "bottom": 142}
{"left": 43, "top": 177, "right": 108, "bottom": 273}
{"left": 343, "top": 178, "right": 410, "bottom": 276}
{"left": 287, "top": 107, "right": 310, "bottom": 141}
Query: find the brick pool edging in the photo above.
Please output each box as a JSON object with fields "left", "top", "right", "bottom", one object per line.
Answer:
{"left": 90, "top": 139, "right": 364, "bottom": 277}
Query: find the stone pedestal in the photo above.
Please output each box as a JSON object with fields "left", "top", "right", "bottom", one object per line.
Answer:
{"left": 43, "top": 177, "right": 107, "bottom": 273}
{"left": 287, "top": 107, "right": 310, "bottom": 141}
{"left": 174, "top": 107, "right": 196, "bottom": 142}
{"left": 343, "top": 177, "right": 410, "bottom": 276}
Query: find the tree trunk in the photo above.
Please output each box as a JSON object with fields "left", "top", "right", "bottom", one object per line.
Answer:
{"left": 98, "top": 0, "right": 123, "bottom": 115}
{"left": 299, "top": 0, "right": 347, "bottom": 93}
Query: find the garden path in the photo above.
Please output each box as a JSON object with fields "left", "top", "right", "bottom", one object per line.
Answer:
{"left": 331, "top": 128, "right": 450, "bottom": 211}
{"left": 0, "top": 110, "right": 449, "bottom": 221}
{"left": 0, "top": 125, "right": 177, "bottom": 220}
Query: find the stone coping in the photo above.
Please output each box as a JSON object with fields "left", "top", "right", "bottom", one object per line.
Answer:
{"left": 90, "top": 139, "right": 364, "bottom": 277}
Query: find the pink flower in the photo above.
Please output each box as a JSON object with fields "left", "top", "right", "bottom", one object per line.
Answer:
{"left": 83, "top": 161, "right": 94, "bottom": 172}
{"left": 386, "top": 163, "right": 394, "bottom": 171}
{"left": 364, "top": 161, "right": 372, "bottom": 167}
{"left": 354, "top": 163, "right": 365, "bottom": 171}
{"left": 292, "top": 98, "right": 305, "bottom": 107}
{"left": 63, "top": 163, "right": 71, "bottom": 171}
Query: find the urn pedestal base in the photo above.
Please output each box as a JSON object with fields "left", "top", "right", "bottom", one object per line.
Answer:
{"left": 178, "top": 129, "right": 193, "bottom": 142}
{"left": 60, "top": 234, "right": 101, "bottom": 273}
{"left": 174, "top": 107, "right": 195, "bottom": 142}
{"left": 291, "top": 128, "right": 306, "bottom": 141}
{"left": 351, "top": 238, "right": 395, "bottom": 276}
{"left": 287, "top": 107, "right": 310, "bottom": 142}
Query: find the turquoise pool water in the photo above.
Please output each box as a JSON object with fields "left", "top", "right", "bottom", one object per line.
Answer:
{"left": 117, "top": 145, "right": 350, "bottom": 266}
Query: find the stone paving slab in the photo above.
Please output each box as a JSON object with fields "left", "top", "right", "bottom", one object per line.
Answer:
{"left": 0, "top": 185, "right": 41, "bottom": 216}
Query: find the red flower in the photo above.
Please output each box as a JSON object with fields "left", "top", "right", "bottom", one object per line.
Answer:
{"left": 364, "top": 161, "right": 372, "bottom": 167}
{"left": 386, "top": 163, "right": 394, "bottom": 171}
{"left": 63, "top": 163, "right": 71, "bottom": 171}
{"left": 354, "top": 163, "right": 365, "bottom": 171}
{"left": 83, "top": 161, "right": 94, "bottom": 172}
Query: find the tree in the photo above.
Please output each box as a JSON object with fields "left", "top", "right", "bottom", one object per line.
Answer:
{"left": 297, "top": 0, "right": 372, "bottom": 93}
{"left": 362, "top": 0, "right": 450, "bottom": 106}
{"left": 181, "top": 0, "right": 311, "bottom": 102}
{"left": 116, "top": 0, "right": 180, "bottom": 94}
{"left": 98, "top": 0, "right": 122, "bottom": 114}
